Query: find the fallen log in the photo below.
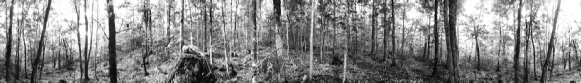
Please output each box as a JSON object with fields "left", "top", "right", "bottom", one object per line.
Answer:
{"left": 166, "top": 45, "right": 237, "bottom": 83}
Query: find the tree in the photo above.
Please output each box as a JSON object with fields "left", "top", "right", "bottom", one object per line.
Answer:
{"left": 167, "top": 0, "right": 172, "bottom": 44}
{"left": 446, "top": 0, "right": 459, "bottom": 82}
{"left": 431, "top": 0, "right": 439, "bottom": 77}
{"left": 106, "top": 0, "right": 119, "bottom": 82}
{"left": 83, "top": 0, "right": 91, "bottom": 80}
{"left": 513, "top": 0, "right": 523, "bottom": 82}
{"left": 370, "top": 0, "right": 376, "bottom": 56}
{"left": 541, "top": 0, "right": 561, "bottom": 82}
{"left": 382, "top": 0, "right": 388, "bottom": 62}
{"left": 474, "top": 25, "right": 481, "bottom": 71}
{"left": 142, "top": 0, "right": 151, "bottom": 76}
{"left": 73, "top": 0, "right": 85, "bottom": 78}
{"left": 252, "top": 0, "right": 258, "bottom": 82}
{"left": 15, "top": 17, "right": 21, "bottom": 81}
{"left": 523, "top": 16, "right": 531, "bottom": 82}
{"left": 308, "top": 0, "right": 316, "bottom": 81}
{"left": 390, "top": 0, "right": 397, "bottom": 67}
{"left": 31, "top": 0, "right": 52, "bottom": 82}
{"left": 4, "top": 0, "right": 15, "bottom": 81}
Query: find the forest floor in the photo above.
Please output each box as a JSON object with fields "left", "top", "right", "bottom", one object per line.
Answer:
{"left": 1, "top": 48, "right": 581, "bottom": 82}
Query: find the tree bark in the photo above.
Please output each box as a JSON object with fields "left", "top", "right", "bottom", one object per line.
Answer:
{"left": 446, "top": 0, "right": 459, "bottom": 82}
{"left": 252, "top": 0, "right": 258, "bottom": 82}
{"left": 142, "top": 0, "right": 151, "bottom": 76}
{"left": 475, "top": 26, "right": 481, "bottom": 71}
{"left": 15, "top": 17, "right": 21, "bottom": 81}
{"left": 309, "top": 0, "right": 315, "bottom": 80}
{"left": 390, "top": 0, "right": 397, "bottom": 66}
{"left": 513, "top": 0, "right": 523, "bottom": 82}
{"left": 541, "top": 0, "right": 561, "bottom": 82}
{"left": 383, "top": 0, "right": 388, "bottom": 62}
{"left": 83, "top": 0, "right": 90, "bottom": 80}
{"left": 524, "top": 19, "right": 530, "bottom": 82}
{"left": 106, "top": 0, "right": 118, "bottom": 82}
{"left": 431, "top": 0, "right": 439, "bottom": 76}
{"left": 167, "top": 0, "right": 172, "bottom": 44}
{"left": 31, "top": 0, "right": 52, "bottom": 82}
{"left": 371, "top": 0, "right": 376, "bottom": 56}
{"left": 73, "top": 0, "right": 85, "bottom": 78}
{"left": 4, "top": 0, "right": 15, "bottom": 81}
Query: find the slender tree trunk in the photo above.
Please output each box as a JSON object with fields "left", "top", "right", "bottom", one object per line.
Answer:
{"left": 371, "top": 0, "right": 376, "bottom": 56}
{"left": 106, "top": 0, "right": 118, "bottom": 82}
{"left": 15, "top": 18, "right": 21, "bottom": 81}
{"left": 73, "top": 0, "right": 85, "bottom": 79}
{"left": 524, "top": 19, "right": 531, "bottom": 82}
{"left": 209, "top": 0, "right": 214, "bottom": 64}
{"left": 31, "top": 0, "right": 52, "bottom": 82}
{"left": 541, "top": 0, "right": 561, "bottom": 82}
{"left": 513, "top": 0, "right": 523, "bottom": 82}
{"left": 4, "top": 0, "right": 15, "bottom": 81}
{"left": 252, "top": 0, "right": 258, "bottom": 82}
{"left": 167, "top": 0, "right": 172, "bottom": 44}
{"left": 309, "top": 0, "right": 315, "bottom": 80}
{"left": 344, "top": 1, "right": 353, "bottom": 82}
{"left": 87, "top": 0, "right": 96, "bottom": 80}
{"left": 475, "top": 26, "right": 481, "bottom": 71}
{"left": 39, "top": 46, "right": 46, "bottom": 80}
{"left": 497, "top": 18, "right": 503, "bottom": 72}
{"left": 24, "top": 34, "right": 28, "bottom": 79}
{"left": 83, "top": 0, "right": 90, "bottom": 80}
{"left": 390, "top": 0, "right": 397, "bottom": 66}
{"left": 431, "top": 0, "right": 439, "bottom": 76}
{"left": 383, "top": 0, "right": 388, "bottom": 62}
{"left": 532, "top": 34, "right": 537, "bottom": 80}
{"left": 142, "top": 0, "right": 151, "bottom": 76}
{"left": 180, "top": 0, "right": 184, "bottom": 49}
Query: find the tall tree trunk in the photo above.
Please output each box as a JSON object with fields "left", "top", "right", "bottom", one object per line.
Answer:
{"left": 83, "top": 0, "right": 90, "bottom": 80}
{"left": 222, "top": 0, "right": 229, "bottom": 73}
{"left": 31, "top": 0, "right": 52, "bottom": 82}
{"left": 541, "top": 0, "right": 561, "bottom": 82}
{"left": 513, "top": 0, "right": 523, "bottom": 82}
{"left": 209, "top": 0, "right": 214, "bottom": 64}
{"left": 475, "top": 26, "right": 481, "bottom": 71}
{"left": 309, "top": 0, "right": 315, "bottom": 80}
{"left": 167, "top": 0, "right": 172, "bottom": 44}
{"left": 87, "top": 0, "right": 96, "bottom": 80}
{"left": 274, "top": 0, "right": 283, "bottom": 77}
{"left": 383, "top": 0, "right": 388, "bottom": 62}
{"left": 73, "top": 0, "right": 85, "bottom": 79}
{"left": 23, "top": 33, "right": 28, "bottom": 79}
{"left": 431, "top": 0, "right": 439, "bottom": 76}
{"left": 371, "top": 0, "right": 376, "bottom": 56}
{"left": 15, "top": 18, "right": 21, "bottom": 81}
{"left": 524, "top": 19, "right": 530, "bottom": 82}
{"left": 180, "top": 0, "right": 184, "bottom": 50}
{"left": 142, "top": 0, "right": 151, "bottom": 76}
{"left": 252, "top": 0, "right": 258, "bottom": 82}
{"left": 532, "top": 33, "right": 537, "bottom": 80}
{"left": 344, "top": 0, "right": 353, "bottom": 82}
{"left": 496, "top": 18, "right": 503, "bottom": 72}
{"left": 446, "top": 0, "right": 459, "bottom": 82}
{"left": 39, "top": 46, "right": 46, "bottom": 80}
{"left": 4, "top": 0, "right": 15, "bottom": 81}
{"left": 390, "top": 0, "right": 397, "bottom": 66}
{"left": 106, "top": 0, "right": 118, "bottom": 82}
